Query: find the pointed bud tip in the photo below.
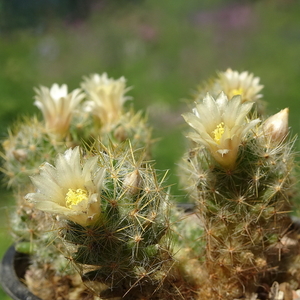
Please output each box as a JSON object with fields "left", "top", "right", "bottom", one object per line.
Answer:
{"left": 263, "top": 108, "right": 289, "bottom": 143}
{"left": 123, "top": 169, "right": 141, "bottom": 195}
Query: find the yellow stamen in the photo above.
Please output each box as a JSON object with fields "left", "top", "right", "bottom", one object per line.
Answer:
{"left": 65, "top": 188, "right": 88, "bottom": 208}
{"left": 212, "top": 122, "right": 225, "bottom": 144}
{"left": 231, "top": 88, "right": 244, "bottom": 98}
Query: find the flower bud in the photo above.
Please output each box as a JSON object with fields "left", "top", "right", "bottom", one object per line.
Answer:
{"left": 263, "top": 108, "right": 289, "bottom": 143}
{"left": 13, "top": 149, "right": 28, "bottom": 162}
{"left": 123, "top": 169, "right": 141, "bottom": 195}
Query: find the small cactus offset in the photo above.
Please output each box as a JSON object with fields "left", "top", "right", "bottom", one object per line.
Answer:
{"left": 25, "top": 143, "right": 174, "bottom": 299}
{"left": 181, "top": 88, "right": 297, "bottom": 298}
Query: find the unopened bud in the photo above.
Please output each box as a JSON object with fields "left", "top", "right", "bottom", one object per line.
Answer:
{"left": 263, "top": 108, "right": 289, "bottom": 143}
{"left": 12, "top": 149, "right": 28, "bottom": 162}
{"left": 123, "top": 169, "right": 141, "bottom": 195}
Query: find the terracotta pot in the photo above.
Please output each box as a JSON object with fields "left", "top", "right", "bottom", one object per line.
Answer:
{"left": 0, "top": 245, "right": 41, "bottom": 300}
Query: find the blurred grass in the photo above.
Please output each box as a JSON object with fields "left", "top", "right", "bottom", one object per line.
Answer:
{"left": 1, "top": 0, "right": 300, "bottom": 298}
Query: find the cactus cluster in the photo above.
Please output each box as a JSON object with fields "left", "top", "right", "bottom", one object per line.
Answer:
{"left": 1, "top": 72, "right": 152, "bottom": 253}
{"left": 180, "top": 75, "right": 298, "bottom": 299}
{"left": 1, "top": 69, "right": 300, "bottom": 300}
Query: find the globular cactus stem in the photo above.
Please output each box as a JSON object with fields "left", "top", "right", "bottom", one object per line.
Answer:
{"left": 182, "top": 92, "right": 296, "bottom": 299}
{"left": 25, "top": 142, "right": 173, "bottom": 299}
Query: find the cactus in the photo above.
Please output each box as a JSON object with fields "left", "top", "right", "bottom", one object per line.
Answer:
{"left": 25, "top": 143, "right": 174, "bottom": 299}
{"left": 181, "top": 92, "right": 297, "bottom": 299}
{"left": 193, "top": 69, "right": 265, "bottom": 115}
{"left": 0, "top": 116, "right": 65, "bottom": 189}
{"left": 0, "top": 73, "right": 156, "bottom": 298}
{"left": 1, "top": 73, "right": 152, "bottom": 190}
{"left": 2, "top": 69, "right": 300, "bottom": 300}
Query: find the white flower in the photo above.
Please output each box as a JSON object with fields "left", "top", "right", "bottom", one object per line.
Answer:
{"left": 81, "top": 73, "right": 131, "bottom": 130}
{"left": 34, "top": 84, "right": 84, "bottom": 137}
{"left": 216, "top": 69, "right": 264, "bottom": 103}
{"left": 25, "top": 147, "right": 105, "bottom": 226}
{"left": 182, "top": 92, "right": 260, "bottom": 169}
{"left": 261, "top": 108, "right": 289, "bottom": 143}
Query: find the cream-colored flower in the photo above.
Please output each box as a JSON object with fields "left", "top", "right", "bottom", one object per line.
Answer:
{"left": 34, "top": 84, "right": 84, "bottom": 137}
{"left": 81, "top": 73, "right": 131, "bottom": 130}
{"left": 261, "top": 108, "right": 289, "bottom": 143}
{"left": 183, "top": 92, "right": 260, "bottom": 169}
{"left": 216, "top": 69, "right": 263, "bottom": 103}
{"left": 25, "top": 147, "right": 105, "bottom": 226}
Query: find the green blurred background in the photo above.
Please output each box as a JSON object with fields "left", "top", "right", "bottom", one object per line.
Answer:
{"left": 1, "top": 0, "right": 300, "bottom": 298}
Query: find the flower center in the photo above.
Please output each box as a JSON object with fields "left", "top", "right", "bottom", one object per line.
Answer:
{"left": 212, "top": 122, "right": 225, "bottom": 144}
{"left": 65, "top": 188, "right": 88, "bottom": 208}
{"left": 231, "top": 88, "right": 244, "bottom": 98}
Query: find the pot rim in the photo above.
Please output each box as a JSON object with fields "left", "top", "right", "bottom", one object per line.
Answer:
{"left": 0, "top": 245, "right": 41, "bottom": 300}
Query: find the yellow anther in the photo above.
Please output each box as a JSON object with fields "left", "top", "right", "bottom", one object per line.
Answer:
{"left": 231, "top": 88, "right": 244, "bottom": 98}
{"left": 65, "top": 188, "right": 88, "bottom": 208}
{"left": 212, "top": 122, "right": 225, "bottom": 144}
